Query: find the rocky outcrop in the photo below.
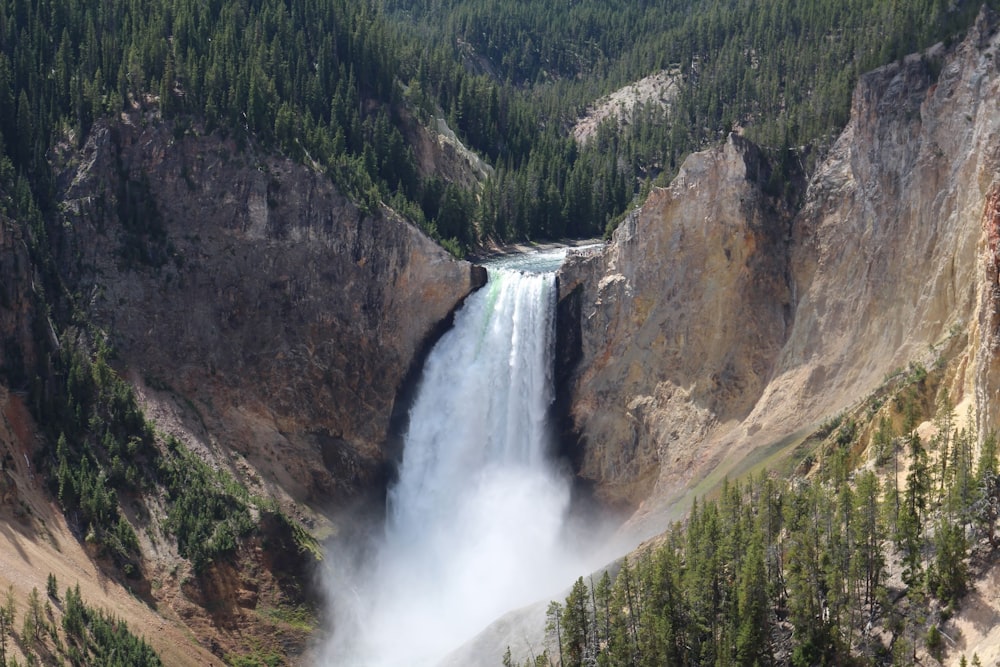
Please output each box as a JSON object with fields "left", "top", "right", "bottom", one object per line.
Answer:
{"left": 558, "top": 135, "right": 793, "bottom": 511}
{"left": 758, "top": 10, "right": 999, "bottom": 445}
{"left": 559, "top": 9, "right": 1000, "bottom": 524}
{"left": 48, "top": 116, "right": 483, "bottom": 513}
{"left": 404, "top": 113, "right": 493, "bottom": 190}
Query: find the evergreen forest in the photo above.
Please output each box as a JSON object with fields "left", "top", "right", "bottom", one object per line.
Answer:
{"left": 0, "top": 0, "right": 996, "bottom": 255}
{"left": 526, "top": 369, "right": 1000, "bottom": 666}
{"left": 0, "top": 577, "right": 162, "bottom": 667}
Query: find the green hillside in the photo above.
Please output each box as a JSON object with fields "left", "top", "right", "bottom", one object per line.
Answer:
{"left": 0, "top": 0, "right": 993, "bottom": 253}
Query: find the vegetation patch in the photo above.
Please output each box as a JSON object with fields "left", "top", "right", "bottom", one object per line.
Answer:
{"left": 0, "top": 578, "right": 162, "bottom": 667}
{"left": 159, "top": 436, "right": 256, "bottom": 572}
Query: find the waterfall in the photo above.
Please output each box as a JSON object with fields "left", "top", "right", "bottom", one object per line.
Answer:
{"left": 322, "top": 250, "right": 585, "bottom": 666}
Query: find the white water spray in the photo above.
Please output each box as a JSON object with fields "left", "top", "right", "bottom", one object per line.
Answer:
{"left": 322, "top": 249, "right": 590, "bottom": 666}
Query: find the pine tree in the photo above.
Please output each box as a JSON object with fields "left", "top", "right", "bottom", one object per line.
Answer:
{"left": 561, "top": 577, "right": 591, "bottom": 667}
{"left": 545, "top": 601, "right": 563, "bottom": 666}
{"left": 0, "top": 585, "right": 15, "bottom": 665}
{"left": 930, "top": 518, "right": 968, "bottom": 607}
{"left": 851, "top": 471, "right": 885, "bottom": 629}
{"left": 22, "top": 586, "right": 44, "bottom": 646}
{"left": 735, "top": 529, "right": 771, "bottom": 666}
{"left": 594, "top": 570, "right": 613, "bottom": 655}
{"left": 45, "top": 574, "right": 57, "bottom": 601}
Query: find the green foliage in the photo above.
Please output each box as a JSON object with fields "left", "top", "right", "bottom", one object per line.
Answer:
{"left": 538, "top": 425, "right": 998, "bottom": 667}
{"left": 227, "top": 652, "right": 283, "bottom": 667}
{"left": 907, "top": 361, "right": 929, "bottom": 384}
{"left": 45, "top": 574, "right": 57, "bottom": 602}
{"left": 0, "top": 585, "right": 14, "bottom": 666}
{"left": 34, "top": 337, "right": 267, "bottom": 575}
{"left": 62, "top": 584, "right": 162, "bottom": 667}
{"left": 37, "top": 342, "right": 154, "bottom": 571}
{"left": 872, "top": 416, "right": 896, "bottom": 467}
{"left": 836, "top": 417, "right": 858, "bottom": 447}
{"left": 159, "top": 436, "right": 255, "bottom": 571}
{"left": 926, "top": 624, "right": 943, "bottom": 661}
{"left": 560, "top": 577, "right": 590, "bottom": 667}
{"left": 387, "top": 0, "right": 993, "bottom": 244}
{"left": 929, "top": 515, "right": 969, "bottom": 607}
{"left": 21, "top": 587, "right": 43, "bottom": 648}
{"left": 256, "top": 603, "right": 318, "bottom": 632}
{"left": 1, "top": 0, "right": 992, "bottom": 258}
{"left": 528, "top": 374, "right": 1000, "bottom": 666}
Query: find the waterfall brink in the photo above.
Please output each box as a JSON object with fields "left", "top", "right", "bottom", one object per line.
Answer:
{"left": 323, "top": 253, "right": 582, "bottom": 666}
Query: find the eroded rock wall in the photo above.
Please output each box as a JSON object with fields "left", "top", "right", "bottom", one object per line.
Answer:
{"left": 0, "top": 208, "right": 39, "bottom": 390}
{"left": 558, "top": 135, "right": 793, "bottom": 510}
{"left": 757, "top": 11, "right": 1000, "bottom": 443}
{"left": 49, "top": 117, "right": 483, "bottom": 513}
{"left": 559, "top": 10, "right": 1000, "bottom": 523}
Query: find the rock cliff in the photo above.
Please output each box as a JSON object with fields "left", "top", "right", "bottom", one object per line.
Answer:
{"left": 0, "top": 113, "right": 487, "bottom": 662}
{"left": 557, "top": 135, "right": 793, "bottom": 511}
{"left": 0, "top": 206, "right": 39, "bottom": 392}
{"left": 47, "top": 115, "right": 484, "bottom": 515}
{"left": 0, "top": 113, "right": 490, "bottom": 666}
{"left": 558, "top": 9, "right": 1000, "bottom": 526}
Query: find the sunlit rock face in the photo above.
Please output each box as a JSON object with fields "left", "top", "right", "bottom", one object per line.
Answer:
{"left": 557, "top": 134, "right": 793, "bottom": 513}
{"left": 558, "top": 10, "right": 1000, "bottom": 527}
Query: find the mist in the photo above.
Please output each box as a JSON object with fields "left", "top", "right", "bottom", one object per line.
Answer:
{"left": 319, "top": 250, "right": 605, "bottom": 666}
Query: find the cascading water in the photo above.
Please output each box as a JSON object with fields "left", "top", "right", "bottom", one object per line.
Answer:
{"left": 322, "top": 247, "right": 591, "bottom": 666}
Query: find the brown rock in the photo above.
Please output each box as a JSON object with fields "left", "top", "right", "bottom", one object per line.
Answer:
{"left": 558, "top": 134, "right": 793, "bottom": 511}
{"left": 0, "top": 207, "right": 38, "bottom": 390}
{"left": 48, "top": 116, "right": 480, "bottom": 512}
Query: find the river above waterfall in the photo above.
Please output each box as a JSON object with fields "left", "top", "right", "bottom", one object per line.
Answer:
{"left": 474, "top": 240, "right": 604, "bottom": 274}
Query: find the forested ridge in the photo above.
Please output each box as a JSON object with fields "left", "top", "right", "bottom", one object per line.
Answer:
{"left": 0, "top": 0, "right": 996, "bottom": 255}
{"left": 526, "top": 366, "right": 1000, "bottom": 667}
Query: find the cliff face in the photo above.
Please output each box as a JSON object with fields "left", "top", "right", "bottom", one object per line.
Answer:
{"left": 559, "top": 10, "right": 1000, "bottom": 522}
{"left": 755, "top": 10, "right": 1000, "bottom": 446}
{"left": 0, "top": 114, "right": 484, "bottom": 665}
{"left": 49, "top": 116, "right": 483, "bottom": 512}
{"left": 558, "top": 136, "right": 793, "bottom": 510}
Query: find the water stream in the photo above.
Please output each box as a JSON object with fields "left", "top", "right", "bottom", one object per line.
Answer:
{"left": 322, "top": 247, "right": 589, "bottom": 666}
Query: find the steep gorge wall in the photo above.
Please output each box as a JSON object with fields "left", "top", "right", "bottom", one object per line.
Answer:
{"left": 0, "top": 112, "right": 486, "bottom": 666}
{"left": 0, "top": 208, "right": 39, "bottom": 391}
{"left": 559, "top": 10, "right": 1000, "bottom": 525}
{"left": 47, "top": 116, "right": 484, "bottom": 515}
{"left": 557, "top": 136, "right": 793, "bottom": 510}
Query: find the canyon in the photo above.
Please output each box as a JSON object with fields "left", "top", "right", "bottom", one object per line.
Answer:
{"left": 1, "top": 7, "right": 1000, "bottom": 667}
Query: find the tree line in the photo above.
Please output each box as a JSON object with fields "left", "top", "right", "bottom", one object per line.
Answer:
{"left": 1, "top": 0, "right": 997, "bottom": 257}
{"left": 0, "top": 575, "right": 161, "bottom": 667}
{"left": 520, "top": 373, "right": 1000, "bottom": 666}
